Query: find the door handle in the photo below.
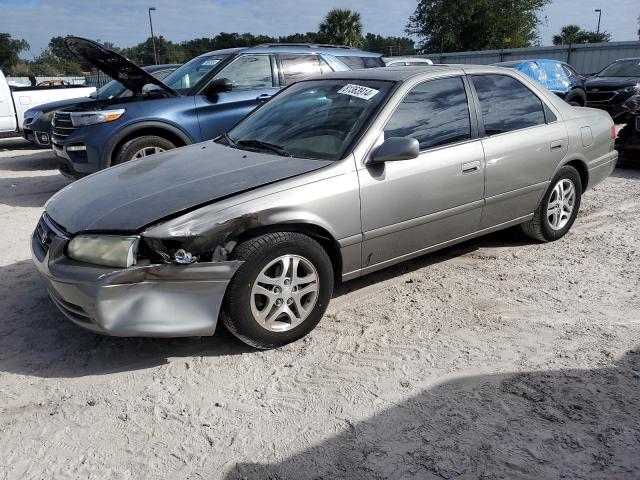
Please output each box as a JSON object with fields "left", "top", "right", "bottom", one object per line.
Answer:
{"left": 256, "top": 94, "right": 272, "bottom": 102}
{"left": 462, "top": 160, "right": 481, "bottom": 174}
{"left": 550, "top": 141, "right": 563, "bottom": 151}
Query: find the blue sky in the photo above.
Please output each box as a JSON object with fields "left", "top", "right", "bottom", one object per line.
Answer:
{"left": 0, "top": 0, "right": 638, "bottom": 58}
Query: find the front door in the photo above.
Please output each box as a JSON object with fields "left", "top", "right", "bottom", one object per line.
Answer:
{"left": 358, "top": 76, "right": 485, "bottom": 272}
{"left": 195, "top": 54, "right": 280, "bottom": 140}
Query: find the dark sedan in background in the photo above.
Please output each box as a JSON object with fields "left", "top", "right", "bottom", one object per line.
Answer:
{"left": 586, "top": 57, "right": 640, "bottom": 120}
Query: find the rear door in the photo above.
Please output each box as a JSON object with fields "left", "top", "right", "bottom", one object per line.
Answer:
{"left": 358, "top": 75, "right": 485, "bottom": 272}
{"left": 470, "top": 73, "right": 568, "bottom": 228}
{"left": 0, "top": 71, "right": 17, "bottom": 133}
{"left": 195, "top": 54, "right": 280, "bottom": 139}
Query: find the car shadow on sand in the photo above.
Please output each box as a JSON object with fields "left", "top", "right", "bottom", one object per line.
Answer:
{"left": 222, "top": 347, "right": 640, "bottom": 479}
{"left": 0, "top": 228, "right": 534, "bottom": 380}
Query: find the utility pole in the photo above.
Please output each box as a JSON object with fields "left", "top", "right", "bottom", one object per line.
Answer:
{"left": 148, "top": 7, "right": 158, "bottom": 65}
{"left": 595, "top": 9, "right": 602, "bottom": 34}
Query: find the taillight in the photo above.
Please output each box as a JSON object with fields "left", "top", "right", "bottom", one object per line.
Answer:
{"left": 611, "top": 125, "right": 617, "bottom": 139}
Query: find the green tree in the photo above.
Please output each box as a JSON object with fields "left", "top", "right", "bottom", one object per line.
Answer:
{"left": 552, "top": 24, "right": 611, "bottom": 45}
{"left": 406, "top": 0, "right": 549, "bottom": 53}
{"left": 0, "top": 33, "right": 29, "bottom": 71}
{"left": 318, "top": 9, "right": 364, "bottom": 47}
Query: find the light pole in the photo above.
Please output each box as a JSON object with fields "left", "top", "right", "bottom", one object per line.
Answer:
{"left": 595, "top": 9, "right": 602, "bottom": 34}
{"left": 148, "top": 7, "right": 158, "bottom": 65}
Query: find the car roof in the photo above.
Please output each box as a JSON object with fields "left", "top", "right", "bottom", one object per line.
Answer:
{"left": 494, "top": 59, "right": 566, "bottom": 67}
{"left": 301, "top": 64, "right": 514, "bottom": 83}
{"left": 193, "top": 44, "right": 382, "bottom": 58}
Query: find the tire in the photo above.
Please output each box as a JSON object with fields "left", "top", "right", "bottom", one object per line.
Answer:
{"left": 221, "top": 232, "right": 334, "bottom": 349}
{"left": 113, "top": 135, "right": 176, "bottom": 165}
{"left": 520, "top": 165, "right": 582, "bottom": 242}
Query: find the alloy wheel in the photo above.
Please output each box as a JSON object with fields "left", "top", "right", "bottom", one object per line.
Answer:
{"left": 250, "top": 254, "right": 319, "bottom": 332}
{"left": 546, "top": 178, "right": 576, "bottom": 230}
{"left": 132, "top": 146, "right": 165, "bottom": 159}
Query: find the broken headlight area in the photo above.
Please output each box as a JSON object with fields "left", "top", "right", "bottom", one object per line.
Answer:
{"left": 138, "top": 237, "right": 236, "bottom": 266}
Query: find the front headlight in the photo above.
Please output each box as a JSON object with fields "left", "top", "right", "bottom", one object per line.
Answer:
{"left": 623, "top": 84, "right": 640, "bottom": 93}
{"left": 69, "top": 109, "right": 125, "bottom": 127}
{"left": 67, "top": 235, "right": 139, "bottom": 268}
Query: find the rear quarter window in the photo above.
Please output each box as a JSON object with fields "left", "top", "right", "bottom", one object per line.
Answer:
{"left": 471, "top": 74, "right": 546, "bottom": 135}
{"left": 338, "top": 56, "right": 385, "bottom": 70}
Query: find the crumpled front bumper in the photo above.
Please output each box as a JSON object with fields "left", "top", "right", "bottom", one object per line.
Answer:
{"left": 31, "top": 229, "right": 241, "bottom": 337}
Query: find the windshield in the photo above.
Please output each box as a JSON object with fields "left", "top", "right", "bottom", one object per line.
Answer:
{"left": 96, "top": 79, "right": 126, "bottom": 99}
{"left": 597, "top": 59, "right": 640, "bottom": 77}
{"left": 226, "top": 79, "right": 394, "bottom": 161}
{"left": 161, "top": 54, "right": 229, "bottom": 92}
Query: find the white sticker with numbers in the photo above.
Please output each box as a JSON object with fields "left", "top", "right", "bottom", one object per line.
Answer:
{"left": 337, "top": 84, "right": 380, "bottom": 100}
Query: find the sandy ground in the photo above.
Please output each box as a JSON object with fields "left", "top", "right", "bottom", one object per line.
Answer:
{"left": 0, "top": 137, "right": 638, "bottom": 480}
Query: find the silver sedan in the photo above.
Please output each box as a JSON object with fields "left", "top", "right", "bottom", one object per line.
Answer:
{"left": 32, "top": 66, "right": 617, "bottom": 348}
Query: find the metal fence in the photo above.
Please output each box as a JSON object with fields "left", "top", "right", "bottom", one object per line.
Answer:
{"left": 420, "top": 41, "right": 640, "bottom": 75}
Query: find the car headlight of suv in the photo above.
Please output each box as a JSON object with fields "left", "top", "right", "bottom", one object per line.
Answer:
{"left": 69, "top": 109, "right": 125, "bottom": 127}
{"left": 67, "top": 235, "right": 139, "bottom": 268}
{"left": 623, "top": 84, "right": 640, "bottom": 94}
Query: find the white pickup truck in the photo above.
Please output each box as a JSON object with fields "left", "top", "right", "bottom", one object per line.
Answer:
{"left": 0, "top": 69, "right": 95, "bottom": 138}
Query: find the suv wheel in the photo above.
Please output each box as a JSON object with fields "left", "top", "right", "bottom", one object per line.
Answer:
{"left": 114, "top": 135, "right": 176, "bottom": 165}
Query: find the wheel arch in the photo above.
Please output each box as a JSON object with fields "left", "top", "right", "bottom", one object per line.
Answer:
{"left": 563, "top": 158, "right": 589, "bottom": 191}
{"left": 104, "top": 121, "right": 194, "bottom": 168}
{"left": 234, "top": 223, "right": 343, "bottom": 284}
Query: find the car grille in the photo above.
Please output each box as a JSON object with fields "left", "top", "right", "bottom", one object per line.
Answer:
{"left": 51, "top": 111, "right": 75, "bottom": 146}
{"left": 33, "top": 213, "right": 68, "bottom": 260}
{"left": 586, "top": 90, "right": 617, "bottom": 102}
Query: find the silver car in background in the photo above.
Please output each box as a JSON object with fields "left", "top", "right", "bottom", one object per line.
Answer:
{"left": 32, "top": 66, "right": 617, "bottom": 349}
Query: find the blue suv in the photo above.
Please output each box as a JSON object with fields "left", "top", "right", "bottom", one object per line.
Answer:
{"left": 53, "top": 37, "right": 385, "bottom": 179}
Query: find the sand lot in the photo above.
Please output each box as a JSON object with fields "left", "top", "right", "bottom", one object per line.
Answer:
{"left": 0, "top": 137, "right": 638, "bottom": 479}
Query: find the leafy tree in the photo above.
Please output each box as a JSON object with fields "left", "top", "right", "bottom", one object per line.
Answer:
{"left": 318, "top": 9, "right": 364, "bottom": 47}
{"left": 0, "top": 33, "right": 29, "bottom": 70}
{"left": 406, "top": 0, "right": 549, "bottom": 53}
{"left": 552, "top": 24, "right": 611, "bottom": 45}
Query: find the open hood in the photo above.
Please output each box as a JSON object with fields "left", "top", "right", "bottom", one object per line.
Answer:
{"left": 64, "top": 36, "right": 178, "bottom": 97}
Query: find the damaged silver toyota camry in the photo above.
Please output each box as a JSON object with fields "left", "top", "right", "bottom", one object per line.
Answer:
{"left": 32, "top": 66, "right": 617, "bottom": 348}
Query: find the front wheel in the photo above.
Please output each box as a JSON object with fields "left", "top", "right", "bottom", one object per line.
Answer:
{"left": 221, "top": 232, "right": 334, "bottom": 349}
{"left": 113, "top": 135, "right": 176, "bottom": 165}
{"left": 521, "top": 166, "right": 582, "bottom": 242}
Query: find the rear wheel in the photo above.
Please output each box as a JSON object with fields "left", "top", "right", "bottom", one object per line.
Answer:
{"left": 521, "top": 166, "right": 582, "bottom": 242}
{"left": 565, "top": 90, "right": 586, "bottom": 107}
{"left": 221, "top": 232, "right": 334, "bottom": 349}
{"left": 114, "top": 135, "right": 176, "bottom": 165}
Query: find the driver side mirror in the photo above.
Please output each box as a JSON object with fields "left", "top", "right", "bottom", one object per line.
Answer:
{"left": 203, "top": 78, "right": 233, "bottom": 98}
{"left": 367, "top": 137, "right": 420, "bottom": 165}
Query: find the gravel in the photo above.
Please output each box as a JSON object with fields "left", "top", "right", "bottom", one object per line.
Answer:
{"left": 0, "top": 137, "right": 638, "bottom": 479}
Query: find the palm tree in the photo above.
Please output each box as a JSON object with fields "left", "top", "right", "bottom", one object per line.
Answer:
{"left": 319, "top": 9, "right": 364, "bottom": 48}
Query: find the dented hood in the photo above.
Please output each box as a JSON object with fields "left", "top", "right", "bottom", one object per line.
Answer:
{"left": 45, "top": 142, "right": 332, "bottom": 234}
{"left": 64, "top": 36, "right": 178, "bottom": 96}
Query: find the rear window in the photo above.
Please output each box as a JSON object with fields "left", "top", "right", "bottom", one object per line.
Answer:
{"left": 280, "top": 54, "right": 333, "bottom": 85}
{"left": 338, "top": 56, "right": 385, "bottom": 70}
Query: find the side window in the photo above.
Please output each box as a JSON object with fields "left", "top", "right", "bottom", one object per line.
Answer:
{"left": 213, "top": 55, "right": 273, "bottom": 90}
{"left": 384, "top": 77, "right": 472, "bottom": 150}
{"left": 280, "top": 55, "right": 332, "bottom": 85}
{"left": 471, "top": 75, "right": 546, "bottom": 135}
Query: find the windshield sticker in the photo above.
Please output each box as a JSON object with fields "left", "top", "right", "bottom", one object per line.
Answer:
{"left": 338, "top": 84, "right": 380, "bottom": 100}
{"left": 202, "top": 59, "right": 221, "bottom": 66}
